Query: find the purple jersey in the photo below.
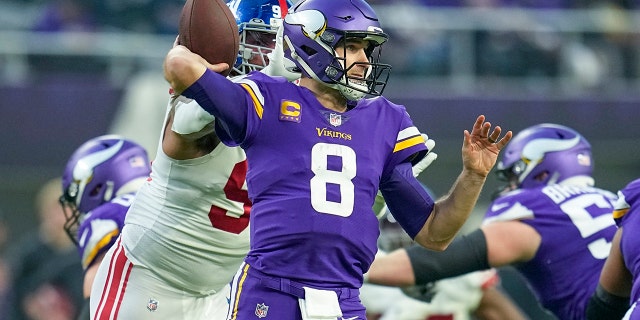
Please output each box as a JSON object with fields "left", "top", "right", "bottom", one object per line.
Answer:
{"left": 613, "top": 178, "right": 640, "bottom": 304}
{"left": 77, "top": 194, "right": 132, "bottom": 270}
{"left": 184, "top": 71, "right": 430, "bottom": 289}
{"left": 484, "top": 184, "right": 617, "bottom": 320}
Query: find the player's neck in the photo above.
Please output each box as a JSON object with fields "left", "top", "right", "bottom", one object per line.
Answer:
{"left": 300, "top": 78, "right": 348, "bottom": 113}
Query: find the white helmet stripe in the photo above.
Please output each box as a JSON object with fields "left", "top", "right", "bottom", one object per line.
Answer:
{"left": 284, "top": 9, "right": 325, "bottom": 40}
{"left": 522, "top": 136, "right": 580, "bottom": 162}
{"left": 72, "top": 140, "right": 124, "bottom": 180}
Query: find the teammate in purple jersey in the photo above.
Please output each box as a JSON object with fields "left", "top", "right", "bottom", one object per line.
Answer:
{"left": 586, "top": 178, "right": 640, "bottom": 320}
{"left": 163, "top": 0, "right": 511, "bottom": 318}
{"left": 59, "top": 135, "right": 151, "bottom": 319}
{"left": 367, "top": 123, "right": 619, "bottom": 320}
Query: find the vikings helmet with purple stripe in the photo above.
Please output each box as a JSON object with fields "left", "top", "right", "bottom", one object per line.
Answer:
{"left": 496, "top": 123, "right": 593, "bottom": 190}
{"left": 60, "top": 135, "right": 150, "bottom": 243}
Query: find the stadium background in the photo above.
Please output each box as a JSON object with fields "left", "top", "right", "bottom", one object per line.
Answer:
{"left": 2, "top": 1, "right": 640, "bottom": 318}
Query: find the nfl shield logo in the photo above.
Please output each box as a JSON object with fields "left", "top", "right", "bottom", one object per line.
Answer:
{"left": 147, "top": 299, "right": 159, "bottom": 312}
{"left": 329, "top": 113, "right": 342, "bottom": 127}
{"left": 577, "top": 153, "right": 591, "bottom": 166}
{"left": 129, "top": 155, "right": 147, "bottom": 168}
{"left": 255, "top": 303, "right": 269, "bottom": 318}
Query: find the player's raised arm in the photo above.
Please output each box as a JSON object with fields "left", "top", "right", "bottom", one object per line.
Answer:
{"left": 372, "top": 123, "right": 616, "bottom": 320}
{"left": 416, "top": 115, "right": 512, "bottom": 250}
{"left": 163, "top": 44, "right": 251, "bottom": 144}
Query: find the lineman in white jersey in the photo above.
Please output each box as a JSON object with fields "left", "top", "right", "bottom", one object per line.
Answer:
{"left": 90, "top": 95, "right": 250, "bottom": 319}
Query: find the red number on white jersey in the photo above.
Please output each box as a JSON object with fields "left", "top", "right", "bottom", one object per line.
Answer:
{"left": 208, "top": 160, "right": 251, "bottom": 234}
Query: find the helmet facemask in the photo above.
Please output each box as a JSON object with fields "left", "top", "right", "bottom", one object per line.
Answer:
{"left": 60, "top": 176, "right": 115, "bottom": 245}
{"left": 326, "top": 32, "right": 391, "bottom": 100}
{"left": 493, "top": 158, "right": 528, "bottom": 200}
{"left": 228, "top": 0, "right": 292, "bottom": 76}
{"left": 59, "top": 191, "right": 81, "bottom": 245}
{"left": 232, "top": 18, "right": 278, "bottom": 76}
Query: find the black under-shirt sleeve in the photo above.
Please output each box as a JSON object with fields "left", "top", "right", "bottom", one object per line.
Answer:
{"left": 406, "top": 229, "right": 490, "bottom": 285}
{"left": 585, "top": 284, "right": 629, "bottom": 320}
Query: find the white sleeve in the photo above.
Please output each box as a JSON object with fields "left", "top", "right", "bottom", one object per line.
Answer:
{"left": 171, "top": 96, "right": 215, "bottom": 135}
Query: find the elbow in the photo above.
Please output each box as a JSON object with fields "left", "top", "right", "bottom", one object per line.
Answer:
{"left": 413, "top": 220, "right": 455, "bottom": 251}
{"left": 420, "top": 242, "right": 449, "bottom": 252}
{"left": 414, "top": 233, "right": 452, "bottom": 252}
{"left": 413, "top": 204, "right": 467, "bottom": 251}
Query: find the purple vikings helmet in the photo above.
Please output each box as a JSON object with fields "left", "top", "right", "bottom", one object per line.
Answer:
{"left": 282, "top": 0, "right": 391, "bottom": 100}
{"left": 227, "top": 0, "right": 292, "bottom": 75}
{"left": 60, "top": 135, "right": 150, "bottom": 244}
{"left": 495, "top": 124, "right": 593, "bottom": 193}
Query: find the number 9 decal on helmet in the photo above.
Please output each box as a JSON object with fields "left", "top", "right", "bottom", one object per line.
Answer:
{"left": 226, "top": 0, "right": 293, "bottom": 76}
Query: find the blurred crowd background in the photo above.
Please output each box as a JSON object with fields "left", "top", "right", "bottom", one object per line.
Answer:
{"left": 2, "top": 0, "right": 640, "bottom": 319}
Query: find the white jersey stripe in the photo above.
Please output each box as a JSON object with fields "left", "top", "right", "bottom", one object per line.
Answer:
{"left": 397, "top": 126, "right": 421, "bottom": 142}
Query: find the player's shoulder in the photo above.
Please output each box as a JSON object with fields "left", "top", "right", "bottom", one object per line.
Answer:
{"left": 358, "top": 96, "right": 406, "bottom": 112}
{"left": 86, "top": 194, "right": 134, "bottom": 219}
{"left": 357, "top": 97, "right": 414, "bottom": 131}
{"left": 613, "top": 178, "right": 640, "bottom": 224}
{"left": 483, "top": 188, "right": 543, "bottom": 223}
{"left": 590, "top": 186, "right": 618, "bottom": 203}
{"left": 625, "top": 177, "right": 640, "bottom": 189}
{"left": 494, "top": 187, "right": 541, "bottom": 204}
{"left": 237, "top": 71, "right": 291, "bottom": 85}
{"left": 91, "top": 201, "right": 126, "bottom": 215}
{"left": 620, "top": 178, "right": 640, "bottom": 202}
{"left": 485, "top": 185, "right": 616, "bottom": 224}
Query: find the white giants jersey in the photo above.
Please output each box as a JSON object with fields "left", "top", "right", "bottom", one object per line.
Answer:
{"left": 121, "top": 98, "right": 251, "bottom": 295}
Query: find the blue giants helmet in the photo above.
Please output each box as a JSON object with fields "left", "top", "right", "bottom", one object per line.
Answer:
{"left": 282, "top": 0, "right": 391, "bottom": 100}
{"left": 60, "top": 135, "right": 151, "bottom": 244}
{"left": 496, "top": 124, "right": 594, "bottom": 191}
{"left": 227, "top": 0, "right": 292, "bottom": 75}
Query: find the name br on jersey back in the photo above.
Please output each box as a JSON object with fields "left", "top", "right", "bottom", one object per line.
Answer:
{"left": 484, "top": 184, "right": 617, "bottom": 320}
{"left": 230, "top": 72, "right": 426, "bottom": 288}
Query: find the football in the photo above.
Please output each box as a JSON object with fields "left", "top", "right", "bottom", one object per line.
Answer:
{"left": 178, "top": 0, "right": 239, "bottom": 77}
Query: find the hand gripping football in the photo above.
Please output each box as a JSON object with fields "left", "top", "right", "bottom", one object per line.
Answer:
{"left": 178, "top": 0, "right": 239, "bottom": 77}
